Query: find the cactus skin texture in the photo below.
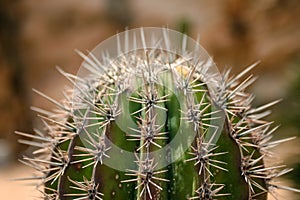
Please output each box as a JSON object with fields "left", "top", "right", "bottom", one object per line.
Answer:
{"left": 17, "top": 28, "right": 300, "bottom": 200}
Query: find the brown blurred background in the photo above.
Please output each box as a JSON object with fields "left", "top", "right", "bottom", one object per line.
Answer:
{"left": 0, "top": 0, "right": 300, "bottom": 199}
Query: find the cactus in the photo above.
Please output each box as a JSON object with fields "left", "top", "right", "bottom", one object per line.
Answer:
{"left": 17, "top": 28, "right": 299, "bottom": 200}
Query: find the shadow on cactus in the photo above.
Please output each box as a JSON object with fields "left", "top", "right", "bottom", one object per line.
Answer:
{"left": 16, "top": 28, "right": 300, "bottom": 199}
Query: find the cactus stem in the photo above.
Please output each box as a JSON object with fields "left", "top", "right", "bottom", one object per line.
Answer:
{"left": 16, "top": 28, "right": 300, "bottom": 200}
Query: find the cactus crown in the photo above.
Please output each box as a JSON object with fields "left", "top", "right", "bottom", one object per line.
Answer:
{"left": 17, "top": 28, "right": 299, "bottom": 200}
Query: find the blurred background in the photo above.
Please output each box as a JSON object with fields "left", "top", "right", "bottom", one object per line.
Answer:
{"left": 0, "top": 0, "right": 300, "bottom": 199}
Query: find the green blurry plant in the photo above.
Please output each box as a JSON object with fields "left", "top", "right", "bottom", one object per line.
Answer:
{"left": 16, "top": 28, "right": 299, "bottom": 200}
{"left": 276, "top": 59, "right": 300, "bottom": 198}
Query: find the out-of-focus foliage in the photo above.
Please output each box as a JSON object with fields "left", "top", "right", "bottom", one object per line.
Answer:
{"left": 278, "top": 59, "right": 300, "bottom": 131}
{"left": 0, "top": 0, "right": 32, "bottom": 159}
{"left": 277, "top": 58, "right": 300, "bottom": 195}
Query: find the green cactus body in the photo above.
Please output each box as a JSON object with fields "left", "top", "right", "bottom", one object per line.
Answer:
{"left": 17, "top": 28, "right": 299, "bottom": 200}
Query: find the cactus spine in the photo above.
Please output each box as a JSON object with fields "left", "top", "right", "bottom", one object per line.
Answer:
{"left": 17, "top": 28, "right": 299, "bottom": 199}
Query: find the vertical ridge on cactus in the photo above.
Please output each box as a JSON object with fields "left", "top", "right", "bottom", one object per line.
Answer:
{"left": 16, "top": 28, "right": 300, "bottom": 200}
